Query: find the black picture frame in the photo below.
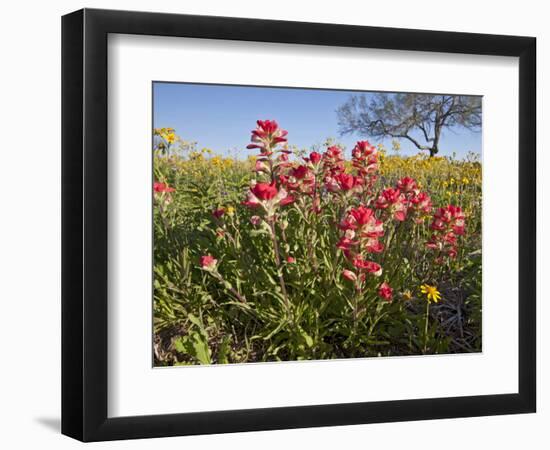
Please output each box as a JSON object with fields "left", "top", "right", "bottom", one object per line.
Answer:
{"left": 62, "top": 8, "right": 536, "bottom": 442}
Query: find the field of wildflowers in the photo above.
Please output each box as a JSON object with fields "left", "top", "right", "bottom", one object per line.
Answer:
{"left": 153, "top": 121, "right": 482, "bottom": 365}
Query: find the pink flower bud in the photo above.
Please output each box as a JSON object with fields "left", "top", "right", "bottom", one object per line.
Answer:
{"left": 342, "top": 269, "right": 358, "bottom": 282}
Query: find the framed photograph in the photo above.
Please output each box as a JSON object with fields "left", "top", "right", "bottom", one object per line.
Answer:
{"left": 62, "top": 8, "right": 536, "bottom": 442}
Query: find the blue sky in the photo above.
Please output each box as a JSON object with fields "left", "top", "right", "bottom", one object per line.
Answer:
{"left": 153, "top": 82, "right": 482, "bottom": 160}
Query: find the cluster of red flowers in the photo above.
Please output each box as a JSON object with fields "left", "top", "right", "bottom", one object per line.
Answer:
{"left": 317, "top": 141, "right": 380, "bottom": 198}
{"left": 323, "top": 145, "right": 370, "bottom": 195}
{"left": 396, "top": 177, "right": 433, "bottom": 222}
{"left": 426, "top": 205, "right": 466, "bottom": 259}
{"left": 200, "top": 119, "right": 468, "bottom": 304}
{"left": 374, "top": 177, "right": 433, "bottom": 223}
{"left": 375, "top": 187, "right": 408, "bottom": 221}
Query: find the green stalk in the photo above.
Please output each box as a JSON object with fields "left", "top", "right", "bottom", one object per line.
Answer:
{"left": 211, "top": 271, "right": 248, "bottom": 304}
{"left": 423, "top": 300, "right": 430, "bottom": 353}
{"left": 268, "top": 218, "right": 291, "bottom": 314}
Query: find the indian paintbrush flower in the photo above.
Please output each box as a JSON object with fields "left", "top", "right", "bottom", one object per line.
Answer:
{"left": 378, "top": 282, "right": 393, "bottom": 301}
{"left": 246, "top": 120, "right": 288, "bottom": 155}
{"left": 153, "top": 181, "right": 175, "bottom": 193}
{"left": 200, "top": 255, "right": 218, "bottom": 271}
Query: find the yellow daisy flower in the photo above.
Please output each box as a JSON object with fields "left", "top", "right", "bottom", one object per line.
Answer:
{"left": 420, "top": 284, "right": 442, "bottom": 303}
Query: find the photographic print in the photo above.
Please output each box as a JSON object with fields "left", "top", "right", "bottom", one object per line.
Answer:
{"left": 152, "top": 82, "right": 482, "bottom": 366}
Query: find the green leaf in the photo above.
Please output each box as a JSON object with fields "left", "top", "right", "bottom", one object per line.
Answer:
{"left": 187, "top": 313, "right": 203, "bottom": 328}
{"left": 173, "top": 332, "right": 212, "bottom": 365}
{"left": 172, "top": 336, "right": 188, "bottom": 354}
{"left": 217, "top": 336, "right": 231, "bottom": 364}
{"left": 301, "top": 330, "right": 314, "bottom": 348}
{"left": 191, "top": 333, "right": 212, "bottom": 364}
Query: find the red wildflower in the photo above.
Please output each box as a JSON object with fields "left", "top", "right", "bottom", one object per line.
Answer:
{"left": 281, "top": 164, "right": 315, "bottom": 196}
{"left": 309, "top": 151, "right": 322, "bottom": 165}
{"left": 338, "top": 205, "right": 385, "bottom": 274}
{"left": 431, "top": 205, "right": 466, "bottom": 235}
{"left": 246, "top": 120, "right": 288, "bottom": 154}
{"left": 365, "top": 239, "right": 384, "bottom": 253}
{"left": 426, "top": 205, "right": 466, "bottom": 259}
{"left": 251, "top": 182, "right": 278, "bottom": 201}
{"left": 286, "top": 256, "right": 296, "bottom": 264}
{"left": 243, "top": 181, "right": 294, "bottom": 213}
{"left": 337, "top": 236, "right": 358, "bottom": 252}
{"left": 351, "top": 140, "right": 378, "bottom": 175}
{"left": 334, "top": 173, "right": 356, "bottom": 191}
{"left": 200, "top": 255, "right": 218, "bottom": 270}
{"left": 352, "top": 257, "right": 382, "bottom": 276}
{"left": 242, "top": 192, "right": 261, "bottom": 208}
{"left": 153, "top": 181, "right": 175, "bottom": 193}
{"left": 396, "top": 177, "right": 418, "bottom": 194}
{"left": 342, "top": 206, "right": 384, "bottom": 238}
{"left": 375, "top": 188, "right": 407, "bottom": 221}
{"left": 322, "top": 145, "right": 345, "bottom": 175}
{"left": 410, "top": 191, "right": 433, "bottom": 214}
{"left": 278, "top": 174, "right": 296, "bottom": 191}
{"left": 212, "top": 208, "right": 225, "bottom": 219}
{"left": 292, "top": 165, "right": 310, "bottom": 180}
{"left": 349, "top": 206, "right": 376, "bottom": 227}
{"left": 279, "top": 195, "right": 295, "bottom": 206}
{"left": 378, "top": 282, "right": 393, "bottom": 301}
{"left": 324, "top": 176, "right": 340, "bottom": 192}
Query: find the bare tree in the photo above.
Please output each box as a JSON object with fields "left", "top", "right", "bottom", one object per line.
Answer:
{"left": 337, "top": 93, "right": 482, "bottom": 157}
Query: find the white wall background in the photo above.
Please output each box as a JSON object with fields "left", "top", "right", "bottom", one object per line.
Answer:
{"left": 0, "top": 1, "right": 546, "bottom": 448}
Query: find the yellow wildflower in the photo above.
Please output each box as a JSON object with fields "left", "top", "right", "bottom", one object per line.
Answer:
{"left": 211, "top": 156, "right": 223, "bottom": 168}
{"left": 420, "top": 284, "right": 441, "bottom": 303}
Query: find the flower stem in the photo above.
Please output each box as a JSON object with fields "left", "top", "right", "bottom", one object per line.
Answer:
{"left": 211, "top": 272, "right": 247, "bottom": 304}
{"left": 268, "top": 218, "right": 291, "bottom": 313}
{"left": 423, "top": 301, "right": 430, "bottom": 353}
{"left": 351, "top": 285, "right": 360, "bottom": 339}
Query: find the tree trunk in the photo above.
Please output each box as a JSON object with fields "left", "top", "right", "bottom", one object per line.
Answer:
{"left": 430, "top": 115, "right": 442, "bottom": 157}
